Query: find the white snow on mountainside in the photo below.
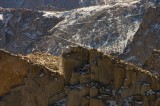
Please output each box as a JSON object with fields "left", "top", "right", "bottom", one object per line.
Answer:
{"left": 32, "top": 1, "right": 143, "bottom": 54}
{"left": 0, "top": 14, "right": 3, "bottom": 20}
{"left": 0, "top": 0, "right": 140, "bottom": 9}
{"left": 0, "top": 0, "right": 158, "bottom": 10}
{"left": 0, "top": 0, "right": 158, "bottom": 55}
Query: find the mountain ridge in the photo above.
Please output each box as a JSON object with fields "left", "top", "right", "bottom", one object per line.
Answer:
{"left": 1, "top": 0, "right": 156, "bottom": 55}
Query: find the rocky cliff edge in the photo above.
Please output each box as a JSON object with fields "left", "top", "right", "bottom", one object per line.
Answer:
{"left": 62, "top": 46, "right": 160, "bottom": 106}
{"left": 1, "top": 46, "right": 160, "bottom": 106}
{"left": 0, "top": 49, "right": 65, "bottom": 106}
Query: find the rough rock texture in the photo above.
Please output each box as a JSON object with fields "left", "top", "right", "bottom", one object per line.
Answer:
{"left": 0, "top": 8, "right": 63, "bottom": 54}
{"left": 1, "top": 46, "right": 160, "bottom": 106}
{"left": 0, "top": 1, "right": 159, "bottom": 55}
{"left": 121, "top": 6, "right": 160, "bottom": 66}
{"left": 0, "top": 0, "right": 158, "bottom": 10}
{"left": 143, "top": 50, "right": 160, "bottom": 74}
{"left": 62, "top": 46, "right": 160, "bottom": 106}
{"left": 0, "top": 50, "right": 65, "bottom": 106}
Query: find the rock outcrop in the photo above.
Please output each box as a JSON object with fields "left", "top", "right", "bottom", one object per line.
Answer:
{"left": 121, "top": 6, "right": 160, "bottom": 66}
{"left": 0, "top": 1, "right": 159, "bottom": 55}
{"left": 1, "top": 46, "right": 160, "bottom": 105}
{"left": 0, "top": 50, "right": 65, "bottom": 106}
{"left": 143, "top": 50, "right": 160, "bottom": 74}
{"left": 62, "top": 46, "right": 160, "bottom": 106}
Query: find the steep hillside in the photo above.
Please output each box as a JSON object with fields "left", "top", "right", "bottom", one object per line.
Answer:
{"left": 1, "top": 1, "right": 157, "bottom": 55}
{"left": 0, "top": 0, "right": 158, "bottom": 10}
{"left": 0, "top": 8, "right": 63, "bottom": 54}
{"left": 26, "top": 1, "right": 158, "bottom": 55}
{"left": 121, "top": 6, "right": 160, "bottom": 66}
{"left": 39, "top": 2, "right": 142, "bottom": 55}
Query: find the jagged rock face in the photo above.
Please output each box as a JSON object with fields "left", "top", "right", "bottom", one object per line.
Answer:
{"left": 0, "top": 9, "right": 62, "bottom": 54}
{"left": 62, "top": 46, "right": 160, "bottom": 106}
{"left": 0, "top": 50, "right": 29, "bottom": 96}
{"left": 0, "top": 0, "right": 158, "bottom": 10}
{"left": 0, "top": 50, "right": 65, "bottom": 106}
{"left": 1, "top": 46, "right": 160, "bottom": 106}
{"left": 143, "top": 50, "right": 160, "bottom": 74}
{"left": 121, "top": 6, "right": 160, "bottom": 66}
{"left": 30, "top": 1, "right": 155, "bottom": 55}
{"left": 0, "top": 1, "right": 159, "bottom": 55}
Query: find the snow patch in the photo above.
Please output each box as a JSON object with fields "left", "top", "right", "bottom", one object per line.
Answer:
{"left": 43, "top": 11, "right": 56, "bottom": 18}
{"left": 43, "top": 11, "right": 70, "bottom": 18}
{"left": 0, "top": 14, "right": 3, "bottom": 20}
{"left": 126, "top": 21, "right": 140, "bottom": 42}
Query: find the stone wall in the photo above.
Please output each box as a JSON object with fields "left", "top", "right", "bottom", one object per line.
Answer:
{"left": 62, "top": 46, "right": 160, "bottom": 106}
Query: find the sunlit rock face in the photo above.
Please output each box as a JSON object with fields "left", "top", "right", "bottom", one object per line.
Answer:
{"left": 0, "top": 50, "right": 65, "bottom": 106}
{"left": 1, "top": 47, "right": 160, "bottom": 106}
{"left": 61, "top": 46, "right": 160, "bottom": 106}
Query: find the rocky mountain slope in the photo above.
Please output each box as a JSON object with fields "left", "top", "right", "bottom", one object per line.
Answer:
{"left": 0, "top": 1, "right": 160, "bottom": 106}
{"left": 121, "top": 6, "right": 160, "bottom": 66}
{"left": 0, "top": 0, "right": 158, "bottom": 10}
{"left": 143, "top": 49, "right": 160, "bottom": 74}
{"left": 1, "top": 46, "right": 160, "bottom": 106}
{"left": 0, "top": 0, "right": 158, "bottom": 55}
{"left": 0, "top": 8, "right": 63, "bottom": 54}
